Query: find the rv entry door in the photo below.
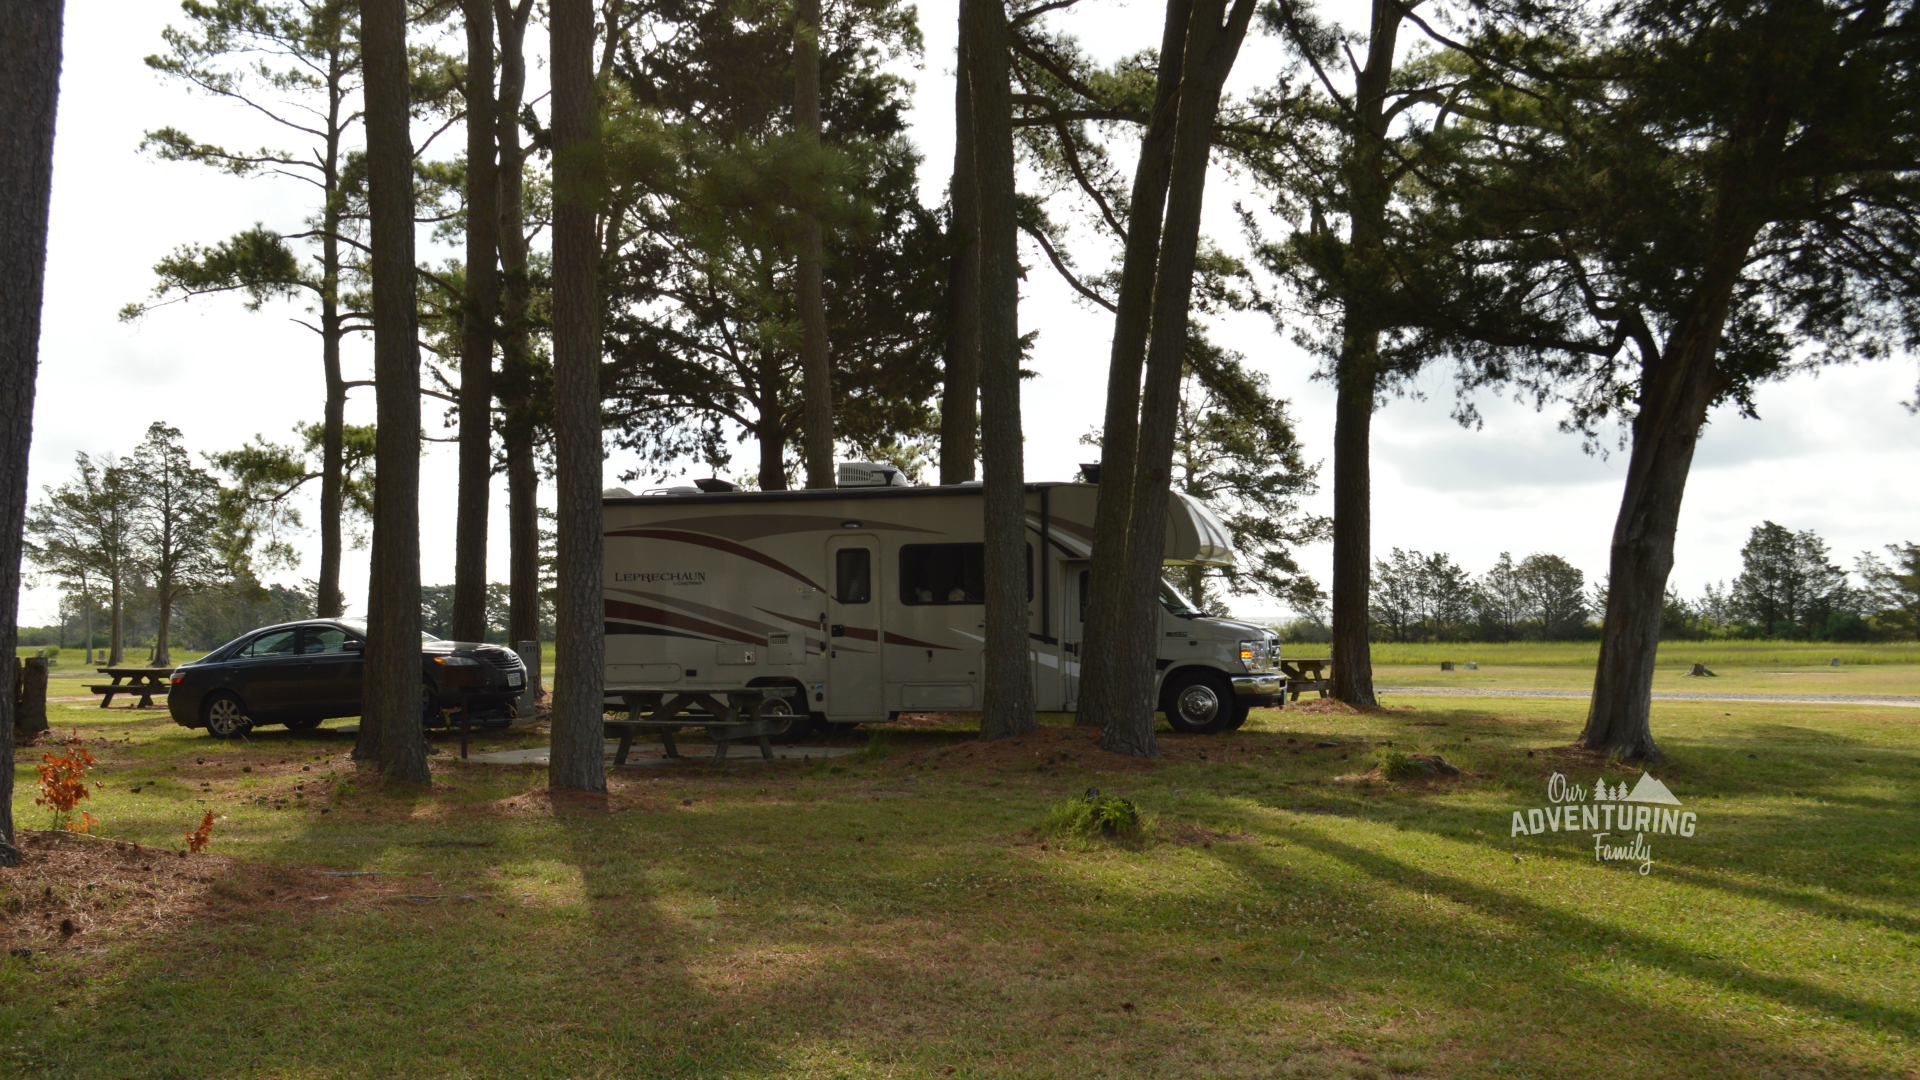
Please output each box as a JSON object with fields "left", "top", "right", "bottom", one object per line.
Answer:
{"left": 826, "top": 536, "right": 885, "bottom": 720}
{"left": 1061, "top": 561, "right": 1089, "bottom": 712}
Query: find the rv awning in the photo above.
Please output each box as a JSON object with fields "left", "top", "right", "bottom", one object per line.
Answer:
{"left": 1164, "top": 492, "right": 1237, "bottom": 567}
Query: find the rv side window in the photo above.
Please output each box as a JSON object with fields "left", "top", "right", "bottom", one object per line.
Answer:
{"left": 900, "top": 543, "right": 1032, "bottom": 605}
{"left": 835, "top": 548, "right": 871, "bottom": 604}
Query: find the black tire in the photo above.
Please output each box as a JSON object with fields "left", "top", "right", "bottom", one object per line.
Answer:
{"left": 1162, "top": 669, "right": 1244, "bottom": 735}
{"left": 756, "top": 683, "right": 816, "bottom": 745}
{"left": 203, "top": 693, "right": 253, "bottom": 739}
{"left": 284, "top": 716, "right": 324, "bottom": 733}
{"left": 421, "top": 683, "right": 442, "bottom": 726}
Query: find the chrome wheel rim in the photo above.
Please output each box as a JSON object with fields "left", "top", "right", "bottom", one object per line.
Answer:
{"left": 1176, "top": 683, "right": 1222, "bottom": 725}
{"left": 207, "top": 698, "right": 246, "bottom": 736}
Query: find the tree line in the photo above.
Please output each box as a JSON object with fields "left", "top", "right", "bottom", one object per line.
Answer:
{"left": 6, "top": 0, "right": 1920, "bottom": 853}
{"left": 1285, "top": 523, "right": 1920, "bottom": 645}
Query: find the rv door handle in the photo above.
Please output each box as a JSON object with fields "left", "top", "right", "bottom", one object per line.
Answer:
{"left": 830, "top": 624, "right": 846, "bottom": 637}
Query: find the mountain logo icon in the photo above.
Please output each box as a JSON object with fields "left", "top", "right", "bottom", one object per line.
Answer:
{"left": 1623, "top": 772, "right": 1681, "bottom": 806}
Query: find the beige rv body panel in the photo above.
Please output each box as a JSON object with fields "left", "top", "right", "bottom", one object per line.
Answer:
{"left": 601, "top": 483, "right": 1278, "bottom": 722}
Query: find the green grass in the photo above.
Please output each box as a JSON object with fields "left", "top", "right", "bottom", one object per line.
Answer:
{"left": 4, "top": 698, "right": 1919, "bottom": 1078}
{"left": 1364, "top": 640, "right": 1920, "bottom": 667}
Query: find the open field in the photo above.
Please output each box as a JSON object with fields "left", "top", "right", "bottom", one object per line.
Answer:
{"left": 5, "top": 694, "right": 1918, "bottom": 1079}
{"left": 1362, "top": 641, "right": 1920, "bottom": 668}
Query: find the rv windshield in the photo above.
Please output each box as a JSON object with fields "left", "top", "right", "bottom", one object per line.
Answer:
{"left": 1159, "top": 580, "right": 1204, "bottom": 618}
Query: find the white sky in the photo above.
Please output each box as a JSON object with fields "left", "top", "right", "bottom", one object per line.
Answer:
{"left": 21, "top": 0, "right": 1920, "bottom": 625}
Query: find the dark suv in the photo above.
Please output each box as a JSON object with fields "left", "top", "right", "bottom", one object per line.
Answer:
{"left": 167, "top": 618, "right": 529, "bottom": 738}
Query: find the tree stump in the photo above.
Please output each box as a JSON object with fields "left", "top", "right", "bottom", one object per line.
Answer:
{"left": 1686, "top": 663, "right": 1716, "bottom": 677}
{"left": 1440, "top": 661, "right": 1455, "bottom": 671}
{"left": 1465, "top": 662, "right": 1478, "bottom": 670}
{"left": 1830, "top": 658, "right": 1841, "bottom": 667}
{"left": 14, "top": 656, "right": 49, "bottom": 738}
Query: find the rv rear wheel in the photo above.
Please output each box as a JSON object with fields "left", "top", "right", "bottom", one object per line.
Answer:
{"left": 757, "top": 689, "right": 816, "bottom": 745}
{"left": 1163, "top": 670, "right": 1244, "bottom": 735}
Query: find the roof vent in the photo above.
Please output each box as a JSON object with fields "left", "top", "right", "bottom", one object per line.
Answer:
{"left": 692, "top": 478, "right": 738, "bottom": 493}
{"left": 837, "top": 462, "right": 909, "bottom": 488}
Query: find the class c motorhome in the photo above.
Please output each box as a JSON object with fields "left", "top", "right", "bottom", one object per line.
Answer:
{"left": 600, "top": 463, "right": 1285, "bottom": 741}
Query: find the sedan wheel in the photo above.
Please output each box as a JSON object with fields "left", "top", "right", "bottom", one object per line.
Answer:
{"left": 204, "top": 693, "right": 253, "bottom": 739}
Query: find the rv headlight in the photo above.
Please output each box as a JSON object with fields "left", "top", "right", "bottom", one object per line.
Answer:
{"left": 1239, "top": 639, "right": 1260, "bottom": 662}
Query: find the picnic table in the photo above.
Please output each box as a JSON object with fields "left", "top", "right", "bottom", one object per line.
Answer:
{"left": 605, "top": 685, "right": 797, "bottom": 766}
{"left": 91, "top": 666, "right": 175, "bottom": 709}
{"left": 1279, "top": 657, "right": 1331, "bottom": 702}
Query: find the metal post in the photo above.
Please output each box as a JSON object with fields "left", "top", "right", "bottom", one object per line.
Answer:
{"left": 513, "top": 639, "right": 542, "bottom": 722}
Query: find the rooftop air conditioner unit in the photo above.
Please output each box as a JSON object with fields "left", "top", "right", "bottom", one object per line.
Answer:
{"left": 837, "top": 462, "right": 909, "bottom": 488}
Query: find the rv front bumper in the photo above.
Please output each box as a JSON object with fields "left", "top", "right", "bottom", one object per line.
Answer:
{"left": 1231, "top": 674, "right": 1285, "bottom": 707}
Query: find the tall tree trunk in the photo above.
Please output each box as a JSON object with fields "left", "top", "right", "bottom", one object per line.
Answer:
{"left": 82, "top": 580, "right": 93, "bottom": 664}
{"left": 155, "top": 580, "right": 174, "bottom": 667}
{"left": 1584, "top": 297, "right": 1735, "bottom": 760}
{"left": 1074, "top": 0, "right": 1189, "bottom": 728}
{"left": 1101, "top": 0, "right": 1252, "bottom": 758}
{"left": 757, "top": 409, "right": 789, "bottom": 491}
{"left": 1325, "top": 0, "right": 1400, "bottom": 707}
{"left": 495, "top": 0, "right": 540, "bottom": 652}
{"left": 962, "top": 0, "right": 1034, "bottom": 741}
{"left": 795, "top": 0, "right": 834, "bottom": 490}
{"left": 316, "top": 48, "right": 349, "bottom": 620}
{"left": 0, "top": 0, "right": 63, "bottom": 858}
{"left": 357, "top": 0, "right": 431, "bottom": 783}
{"left": 548, "top": 0, "right": 606, "bottom": 794}
{"left": 1327, "top": 356, "right": 1376, "bottom": 704}
{"left": 318, "top": 292, "right": 348, "bottom": 617}
{"left": 940, "top": 29, "right": 981, "bottom": 486}
{"left": 453, "top": 0, "right": 500, "bottom": 643}
{"left": 108, "top": 578, "right": 123, "bottom": 665}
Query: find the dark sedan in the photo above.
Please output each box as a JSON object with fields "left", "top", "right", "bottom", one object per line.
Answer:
{"left": 167, "top": 618, "right": 529, "bottom": 738}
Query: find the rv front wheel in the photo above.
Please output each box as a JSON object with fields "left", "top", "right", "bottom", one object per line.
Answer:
{"left": 1164, "top": 670, "right": 1244, "bottom": 735}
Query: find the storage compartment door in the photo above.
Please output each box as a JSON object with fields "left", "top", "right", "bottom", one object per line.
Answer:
{"left": 826, "top": 536, "right": 885, "bottom": 720}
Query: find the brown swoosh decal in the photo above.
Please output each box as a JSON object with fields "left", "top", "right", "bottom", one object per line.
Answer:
{"left": 605, "top": 528, "right": 825, "bottom": 592}
{"left": 883, "top": 631, "right": 958, "bottom": 651}
{"left": 605, "top": 598, "right": 763, "bottom": 646}
{"left": 838, "top": 626, "right": 879, "bottom": 642}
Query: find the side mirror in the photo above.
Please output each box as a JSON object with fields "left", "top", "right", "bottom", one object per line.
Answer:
{"left": 343, "top": 639, "right": 365, "bottom": 652}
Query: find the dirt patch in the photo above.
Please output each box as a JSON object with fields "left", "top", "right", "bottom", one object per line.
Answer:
{"left": 0, "top": 829, "right": 416, "bottom": 960}
{"left": 1284, "top": 698, "right": 1363, "bottom": 716}
{"left": 886, "top": 725, "right": 1158, "bottom": 773}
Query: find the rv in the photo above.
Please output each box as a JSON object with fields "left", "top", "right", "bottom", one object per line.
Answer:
{"left": 600, "top": 462, "right": 1285, "bottom": 741}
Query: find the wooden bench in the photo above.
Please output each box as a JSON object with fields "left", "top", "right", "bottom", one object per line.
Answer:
{"left": 605, "top": 685, "right": 796, "bottom": 766}
{"left": 1279, "top": 658, "right": 1331, "bottom": 701}
{"left": 93, "top": 666, "right": 175, "bottom": 709}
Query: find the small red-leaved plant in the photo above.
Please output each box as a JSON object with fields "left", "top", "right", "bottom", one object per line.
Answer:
{"left": 185, "top": 812, "right": 215, "bottom": 853}
{"left": 35, "top": 730, "right": 98, "bottom": 833}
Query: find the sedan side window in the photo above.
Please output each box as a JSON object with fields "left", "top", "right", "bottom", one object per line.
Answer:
{"left": 241, "top": 630, "right": 298, "bottom": 658}
{"left": 302, "top": 627, "right": 350, "bottom": 654}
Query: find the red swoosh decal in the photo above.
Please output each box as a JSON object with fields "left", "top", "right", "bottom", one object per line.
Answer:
{"left": 883, "top": 631, "right": 958, "bottom": 651}
{"left": 604, "top": 599, "right": 762, "bottom": 646}
{"left": 605, "top": 528, "right": 826, "bottom": 592}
